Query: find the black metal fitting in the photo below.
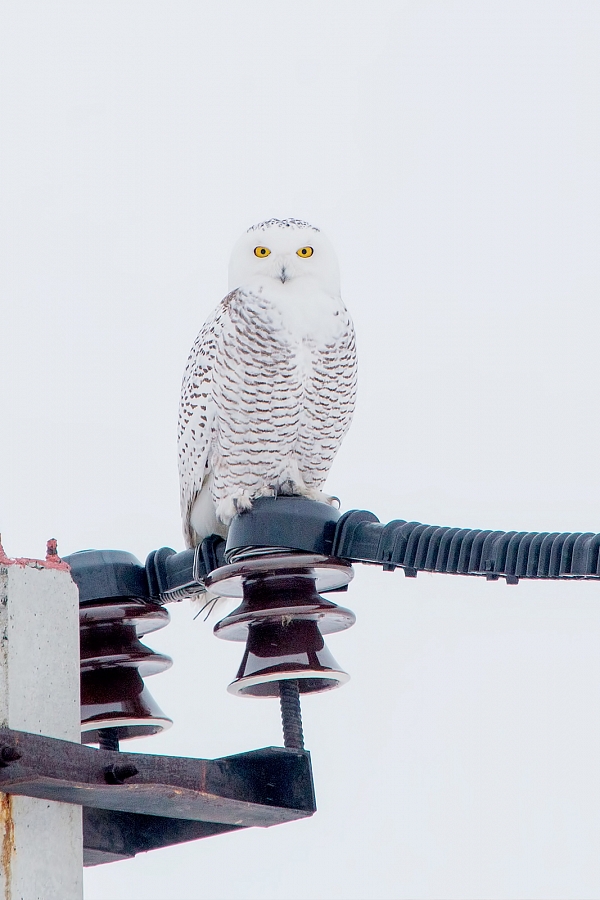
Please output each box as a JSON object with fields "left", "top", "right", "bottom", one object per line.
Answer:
{"left": 84, "top": 499, "right": 600, "bottom": 614}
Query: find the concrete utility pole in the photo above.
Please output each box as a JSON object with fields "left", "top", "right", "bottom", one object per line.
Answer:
{"left": 0, "top": 542, "right": 82, "bottom": 900}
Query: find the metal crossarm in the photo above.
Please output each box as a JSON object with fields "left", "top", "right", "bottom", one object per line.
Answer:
{"left": 0, "top": 728, "right": 316, "bottom": 866}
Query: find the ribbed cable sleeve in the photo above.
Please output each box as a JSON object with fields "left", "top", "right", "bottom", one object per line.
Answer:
{"left": 331, "top": 511, "right": 600, "bottom": 582}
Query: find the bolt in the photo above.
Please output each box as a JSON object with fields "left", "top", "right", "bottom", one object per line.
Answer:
{"left": 46, "top": 539, "right": 58, "bottom": 558}
{"left": 104, "top": 763, "right": 139, "bottom": 785}
{"left": 279, "top": 679, "right": 305, "bottom": 750}
{"left": 0, "top": 747, "right": 21, "bottom": 767}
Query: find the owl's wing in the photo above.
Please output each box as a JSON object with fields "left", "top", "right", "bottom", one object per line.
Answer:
{"left": 178, "top": 300, "right": 229, "bottom": 549}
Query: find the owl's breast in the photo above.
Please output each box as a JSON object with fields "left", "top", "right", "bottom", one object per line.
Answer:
{"left": 221, "top": 286, "right": 355, "bottom": 401}
{"left": 235, "top": 282, "right": 345, "bottom": 343}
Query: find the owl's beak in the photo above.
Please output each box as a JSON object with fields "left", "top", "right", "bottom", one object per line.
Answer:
{"left": 279, "top": 265, "right": 289, "bottom": 284}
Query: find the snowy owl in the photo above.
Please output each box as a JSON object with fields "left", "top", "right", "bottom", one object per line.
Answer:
{"left": 178, "top": 218, "right": 357, "bottom": 549}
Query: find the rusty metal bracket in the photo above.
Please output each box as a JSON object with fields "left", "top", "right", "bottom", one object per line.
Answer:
{"left": 0, "top": 728, "right": 316, "bottom": 865}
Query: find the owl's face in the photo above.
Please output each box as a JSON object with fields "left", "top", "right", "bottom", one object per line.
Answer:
{"left": 228, "top": 219, "right": 341, "bottom": 296}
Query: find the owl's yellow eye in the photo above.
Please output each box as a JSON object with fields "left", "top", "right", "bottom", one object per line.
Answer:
{"left": 254, "top": 246, "right": 271, "bottom": 257}
{"left": 296, "top": 246, "right": 314, "bottom": 258}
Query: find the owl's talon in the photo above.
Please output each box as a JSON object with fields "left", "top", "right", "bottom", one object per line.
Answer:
{"left": 280, "top": 479, "right": 298, "bottom": 496}
{"left": 233, "top": 496, "right": 253, "bottom": 515}
{"left": 215, "top": 493, "right": 254, "bottom": 524}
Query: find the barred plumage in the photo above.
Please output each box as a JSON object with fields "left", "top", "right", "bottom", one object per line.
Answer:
{"left": 178, "top": 219, "right": 357, "bottom": 549}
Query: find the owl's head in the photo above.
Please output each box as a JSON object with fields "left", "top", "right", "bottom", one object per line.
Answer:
{"left": 228, "top": 219, "right": 340, "bottom": 296}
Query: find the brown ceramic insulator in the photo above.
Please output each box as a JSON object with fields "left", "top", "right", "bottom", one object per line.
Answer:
{"left": 213, "top": 569, "right": 356, "bottom": 642}
{"left": 227, "top": 619, "right": 349, "bottom": 697}
{"left": 213, "top": 557, "right": 355, "bottom": 699}
{"left": 80, "top": 599, "right": 173, "bottom": 744}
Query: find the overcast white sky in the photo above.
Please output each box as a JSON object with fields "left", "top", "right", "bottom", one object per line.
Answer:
{"left": 3, "top": 2, "right": 600, "bottom": 898}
